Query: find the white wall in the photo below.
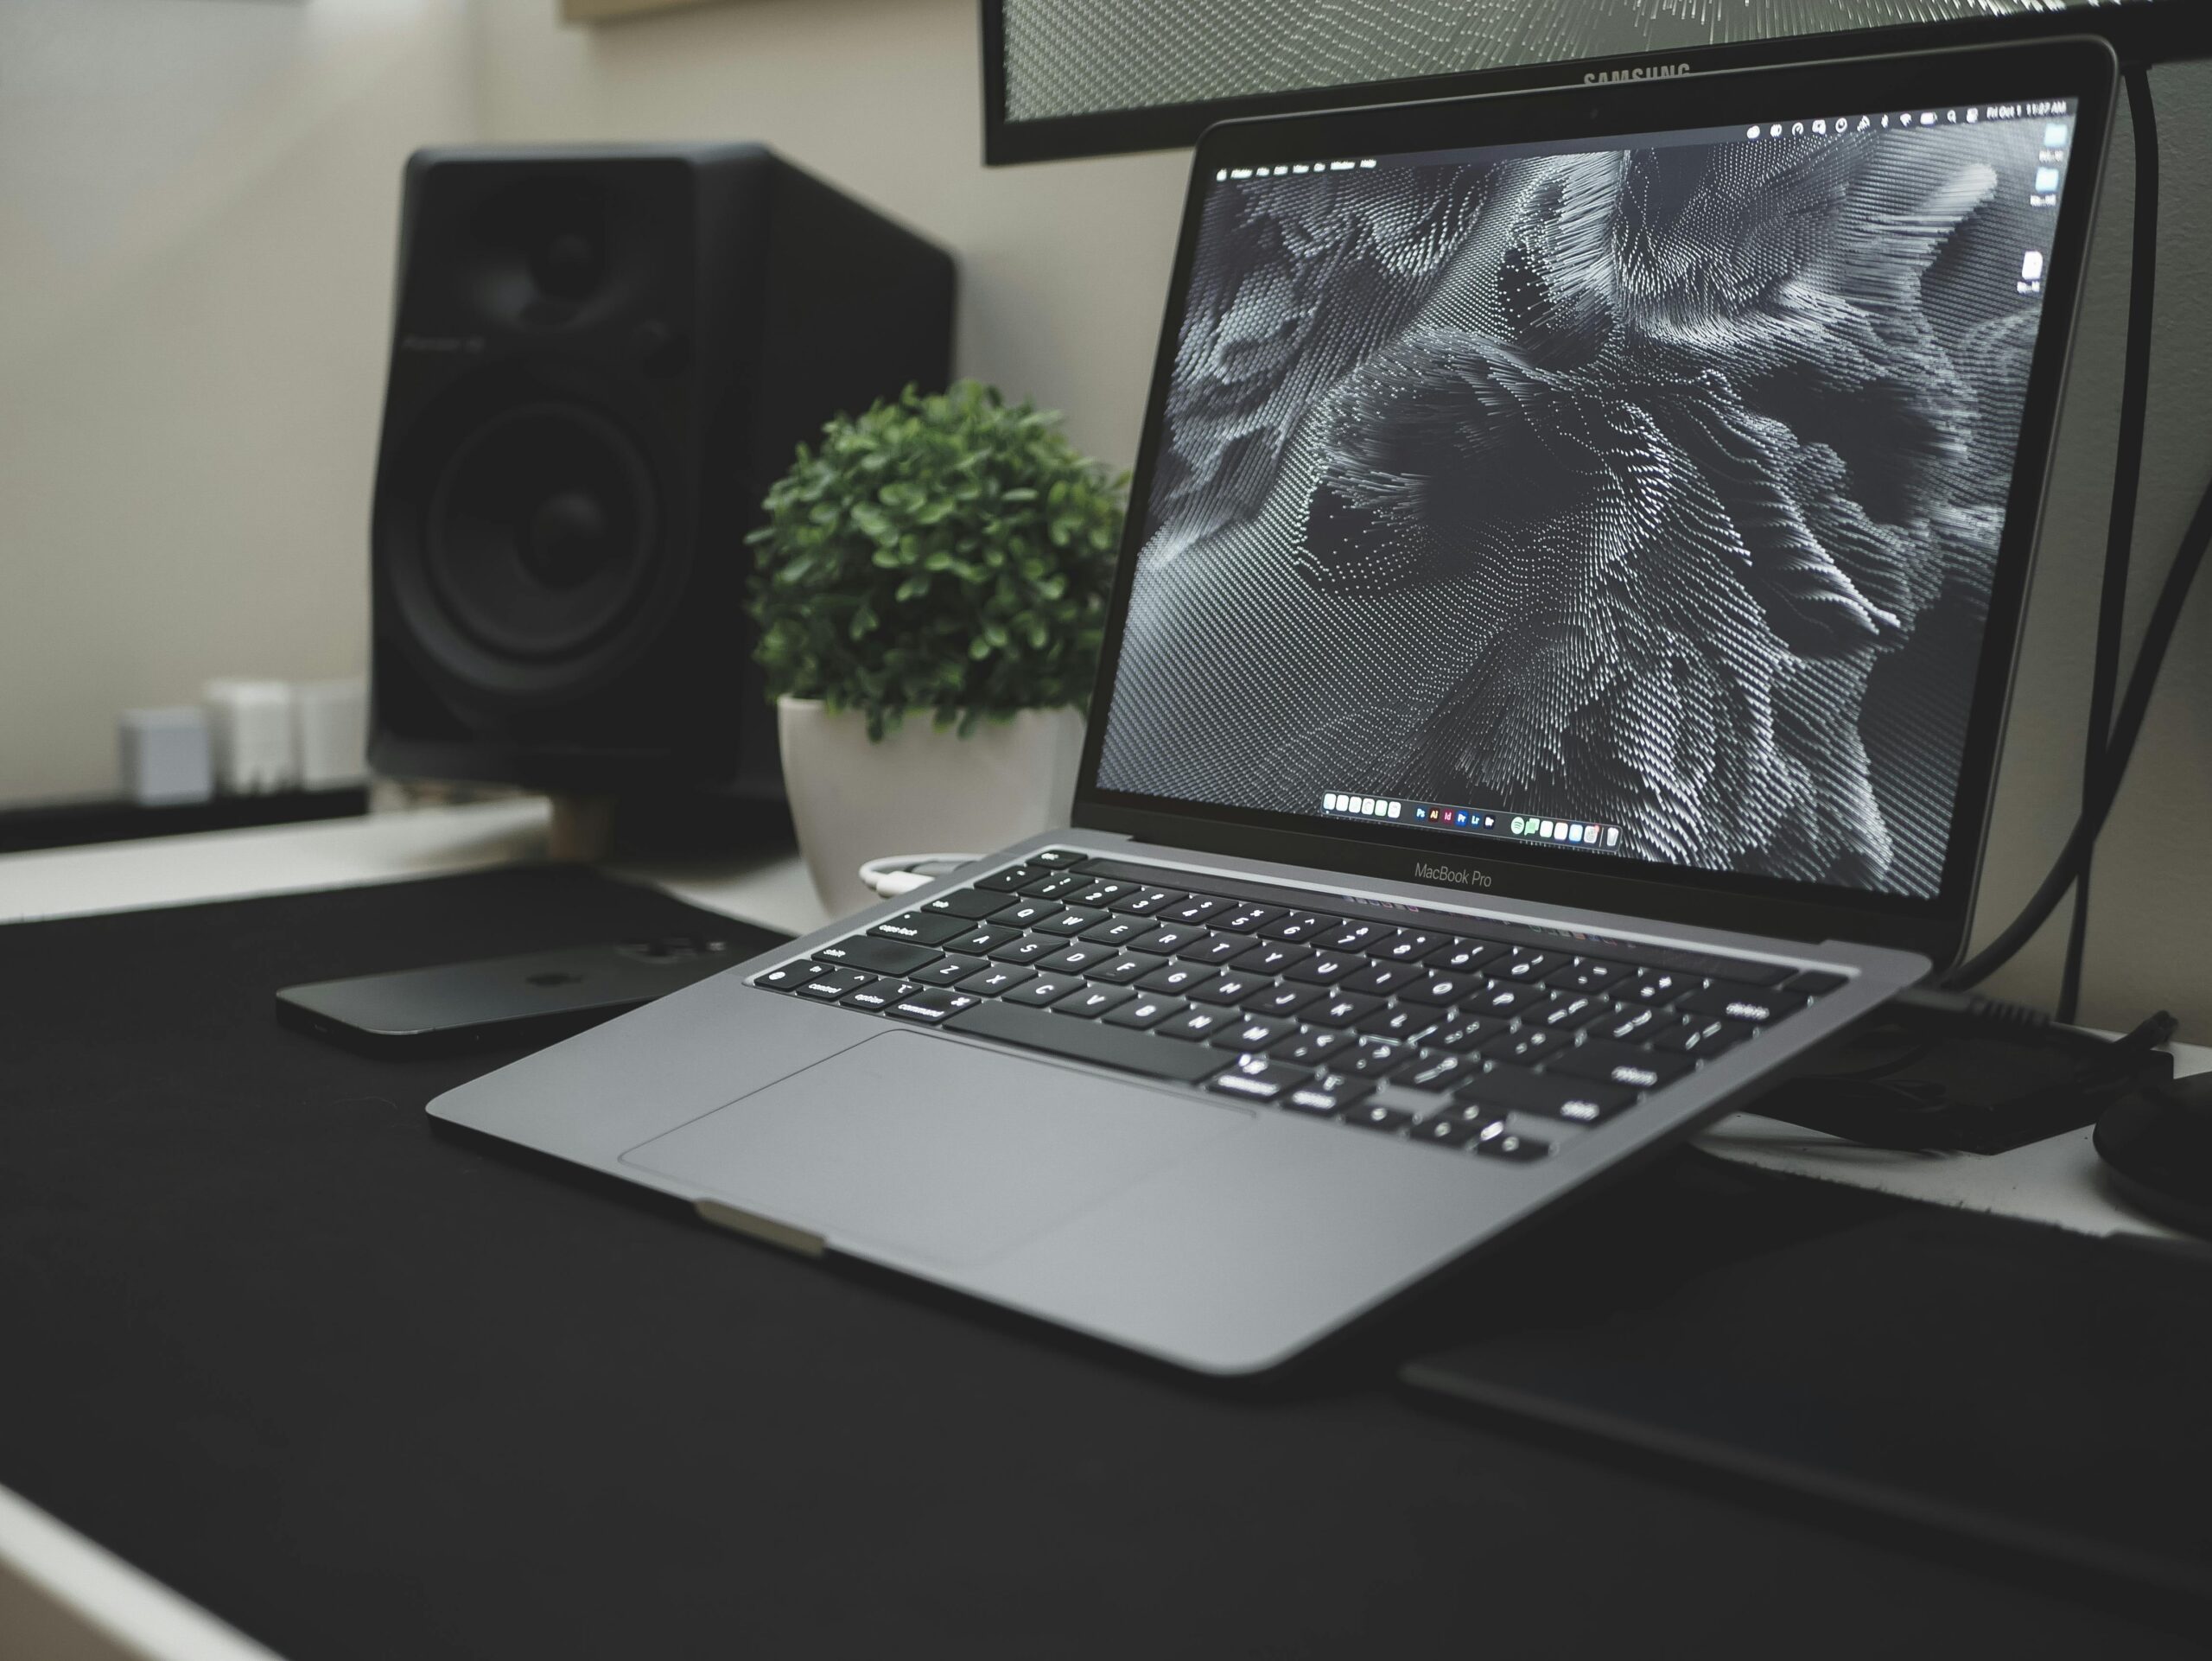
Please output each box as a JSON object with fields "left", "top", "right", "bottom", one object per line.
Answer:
{"left": 0, "top": 0, "right": 478, "bottom": 807}
{"left": 3, "top": 0, "right": 2207, "bottom": 1028}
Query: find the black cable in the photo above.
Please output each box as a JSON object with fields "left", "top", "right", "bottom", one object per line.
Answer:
{"left": 2058, "top": 65, "right": 2160, "bottom": 1025}
{"left": 1948, "top": 458, "right": 2212, "bottom": 989}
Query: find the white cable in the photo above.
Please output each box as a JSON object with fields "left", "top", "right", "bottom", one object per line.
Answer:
{"left": 858, "top": 853, "right": 983, "bottom": 899}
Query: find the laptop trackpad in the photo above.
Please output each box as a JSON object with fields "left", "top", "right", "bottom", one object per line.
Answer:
{"left": 620, "top": 1030, "right": 1249, "bottom": 1268}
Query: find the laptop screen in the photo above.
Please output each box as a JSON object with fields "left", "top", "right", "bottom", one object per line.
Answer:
{"left": 1092, "top": 97, "right": 2082, "bottom": 902}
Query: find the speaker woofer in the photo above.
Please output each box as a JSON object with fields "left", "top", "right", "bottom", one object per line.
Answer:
{"left": 423, "top": 402, "right": 659, "bottom": 662}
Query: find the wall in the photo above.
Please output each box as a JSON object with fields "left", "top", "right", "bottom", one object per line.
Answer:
{"left": 0, "top": 0, "right": 478, "bottom": 807}
{"left": 3, "top": 0, "right": 2205, "bottom": 1028}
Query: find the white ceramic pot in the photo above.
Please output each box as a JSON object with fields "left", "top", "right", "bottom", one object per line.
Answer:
{"left": 778, "top": 697, "right": 1086, "bottom": 919}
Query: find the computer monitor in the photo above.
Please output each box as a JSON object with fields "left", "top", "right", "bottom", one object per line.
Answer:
{"left": 984, "top": 0, "right": 2206, "bottom": 163}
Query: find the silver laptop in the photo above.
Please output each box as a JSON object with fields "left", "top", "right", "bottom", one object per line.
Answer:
{"left": 432, "top": 40, "right": 2116, "bottom": 1374}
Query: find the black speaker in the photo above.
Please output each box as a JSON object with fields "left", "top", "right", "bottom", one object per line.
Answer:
{"left": 369, "top": 144, "right": 956, "bottom": 799}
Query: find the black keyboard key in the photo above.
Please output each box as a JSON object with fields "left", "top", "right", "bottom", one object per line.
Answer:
{"left": 870, "top": 912, "right": 971, "bottom": 946}
{"left": 1111, "top": 888, "right": 1185, "bottom": 917}
{"left": 884, "top": 987, "right": 984, "bottom": 1023}
{"left": 1548, "top": 958, "right": 1630, "bottom": 994}
{"left": 1492, "top": 949, "right": 1561, "bottom": 983}
{"left": 1413, "top": 1112, "right": 1491, "bottom": 1149}
{"left": 994, "top": 898, "right": 1064, "bottom": 930}
{"left": 1456, "top": 1068, "right": 1635, "bottom": 1124}
{"left": 921, "top": 888, "right": 1015, "bottom": 920}
{"left": 1080, "top": 915, "right": 1154, "bottom": 947}
{"left": 1618, "top": 968, "right": 1698, "bottom": 1007}
{"left": 838, "top": 977, "right": 910, "bottom": 1011}
{"left": 1283, "top": 1073, "right": 1375, "bottom": 1116}
{"left": 957, "top": 963, "right": 1036, "bottom": 996}
{"left": 1156, "top": 1005, "right": 1236, "bottom": 1042}
{"left": 1344, "top": 1103, "right": 1417, "bottom": 1136}
{"left": 1344, "top": 962, "right": 1420, "bottom": 996}
{"left": 1034, "top": 906, "right": 1109, "bottom": 937}
{"left": 913, "top": 954, "right": 989, "bottom": 986}
{"left": 1129, "top": 923, "right": 1206, "bottom": 956}
{"left": 1474, "top": 1129, "right": 1552, "bottom": 1162}
{"left": 1783, "top": 969, "right": 1849, "bottom": 996}
{"left": 1234, "top": 940, "right": 1313, "bottom": 976}
{"left": 1550, "top": 1041, "right": 1694, "bottom": 1091}
{"left": 1651, "top": 1016, "right": 1754, "bottom": 1057}
{"left": 1070, "top": 881, "right": 1132, "bottom": 907}
{"left": 1530, "top": 991, "right": 1609, "bottom": 1031}
{"left": 752, "top": 960, "right": 821, "bottom": 992}
{"left": 1003, "top": 973, "right": 1082, "bottom": 1007}
{"left": 1188, "top": 971, "right": 1269, "bottom": 1006}
{"left": 1207, "top": 1055, "right": 1311, "bottom": 1102}
{"left": 948, "top": 923, "right": 1024, "bottom": 956}
{"left": 1136, "top": 961, "right": 1217, "bottom": 996}
{"left": 1425, "top": 939, "right": 1508, "bottom": 975}
{"left": 1427, "top": 1013, "right": 1508, "bottom": 1053}
{"left": 1273, "top": 1028, "right": 1355, "bottom": 1066}
{"left": 1029, "top": 848, "right": 1086, "bottom": 867}
{"left": 1398, "top": 971, "right": 1480, "bottom": 1007}
{"left": 1211, "top": 1014, "right": 1296, "bottom": 1052}
{"left": 988, "top": 936, "right": 1059, "bottom": 966}
{"left": 1260, "top": 912, "right": 1338, "bottom": 943}
{"left": 945, "top": 1000, "right": 1225, "bottom": 1083}
{"left": 1371, "top": 931, "right": 1445, "bottom": 964}
{"left": 974, "top": 864, "right": 1043, "bottom": 893}
{"left": 1479, "top": 1027, "right": 1573, "bottom": 1066}
{"left": 813, "top": 935, "right": 942, "bottom": 975}
{"left": 796, "top": 966, "right": 877, "bottom": 1001}
{"left": 1282, "top": 951, "right": 1363, "bottom": 985}
{"left": 1677, "top": 983, "right": 1807, "bottom": 1025}
{"left": 1304, "top": 990, "right": 1385, "bottom": 1028}
{"left": 1463, "top": 981, "right": 1548, "bottom": 1018}
{"left": 1020, "top": 870, "right": 1086, "bottom": 900}
{"left": 1103, "top": 992, "right": 1186, "bottom": 1030}
{"left": 1319, "top": 920, "right": 1389, "bottom": 951}
{"left": 1245, "top": 983, "right": 1322, "bottom": 1018}
{"left": 1039, "top": 941, "right": 1117, "bottom": 974}
{"left": 1357, "top": 1005, "right": 1439, "bottom": 1043}
{"left": 1160, "top": 895, "right": 1230, "bottom": 926}
{"left": 1217, "top": 904, "right": 1282, "bottom": 933}
{"left": 1090, "top": 952, "right": 1167, "bottom": 985}
{"left": 1338, "top": 1040, "right": 1414, "bottom": 1078}
{"left": 1593, "top": 1003, "right": 1666, "bottom": 1044}
{"left": 1394, "top": 1051, "right": 1478, "bottom": 1093}
{"left": 1056, "top": 983, "right": 1135, "bottom": 1019}
{"left": 1181, "top": 932, "right": 1258, "bottom": 965}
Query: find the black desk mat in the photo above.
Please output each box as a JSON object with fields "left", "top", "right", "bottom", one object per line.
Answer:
{"left": 1, "top": 868, "right": 2202, "bottom": 1658}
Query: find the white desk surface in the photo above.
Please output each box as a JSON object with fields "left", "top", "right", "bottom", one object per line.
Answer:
{"left": 0, "top": 799, "right": 2198, "bottom": 1661}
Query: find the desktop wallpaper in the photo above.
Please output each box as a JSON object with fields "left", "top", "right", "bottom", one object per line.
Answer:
{"left": 1002, "top": 0, "right": 2152, "bottom": 123}
{"left": 1093, "top": 118, "right": 2065, "bottom": 897}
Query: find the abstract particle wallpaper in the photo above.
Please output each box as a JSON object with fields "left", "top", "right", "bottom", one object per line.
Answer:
{"left": 1001, "top": 1, "right": 2148, "bottom": 122}
{"left": 1094, "top": 117, "right": 2070, "bottom": 898}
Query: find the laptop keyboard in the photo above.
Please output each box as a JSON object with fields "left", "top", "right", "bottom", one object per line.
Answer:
{"left": 749, "top": 851, "right": 1849, "bottom": 1165}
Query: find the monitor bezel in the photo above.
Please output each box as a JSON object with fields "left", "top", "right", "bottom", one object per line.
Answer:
{"left": 982, "top": 3, "right": 2195, "bottom": 166}
{"left": 1069, "top": 38, "right": 2120, "bottom": 969}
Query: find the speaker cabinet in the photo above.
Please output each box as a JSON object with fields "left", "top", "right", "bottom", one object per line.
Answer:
{"left": 369, "top": 144, "right": 956, "bottom": 798}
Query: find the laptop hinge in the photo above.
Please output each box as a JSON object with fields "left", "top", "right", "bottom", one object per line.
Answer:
{"left": 695, "top": 1199, "right": 827, "bottom": 1258}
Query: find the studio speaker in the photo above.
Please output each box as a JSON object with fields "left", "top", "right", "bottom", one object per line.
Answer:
{"left": 368, "top": 144, "right": 956, "bottom": 799}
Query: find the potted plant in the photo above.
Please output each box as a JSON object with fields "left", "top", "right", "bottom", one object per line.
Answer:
{"left": 749, "top": 381, "right": 1125, "bottom": 915}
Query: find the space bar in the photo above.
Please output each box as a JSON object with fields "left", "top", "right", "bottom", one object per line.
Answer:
{"left": 944, "top": 1001, "right": 1224, "bottom": 1082}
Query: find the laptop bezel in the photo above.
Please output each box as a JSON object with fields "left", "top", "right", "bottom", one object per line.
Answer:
{"left": 1070, "top": 36, "right": 2119, "bottom": 971}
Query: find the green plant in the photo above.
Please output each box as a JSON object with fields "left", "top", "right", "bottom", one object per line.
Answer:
{"left": 747, "top": 381, "right": 1126, "bottom": 739}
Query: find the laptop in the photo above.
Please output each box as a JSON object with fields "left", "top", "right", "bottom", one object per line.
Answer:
{"left": 431, "top": 39, "right": 2116, "bottom": 1374}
